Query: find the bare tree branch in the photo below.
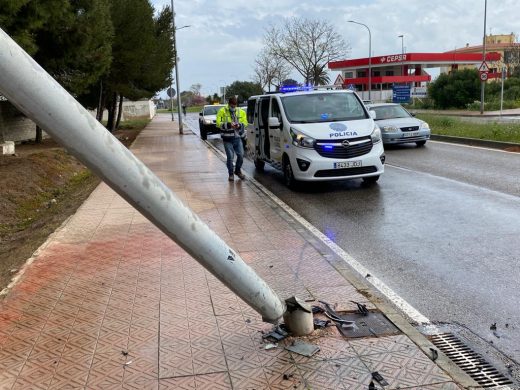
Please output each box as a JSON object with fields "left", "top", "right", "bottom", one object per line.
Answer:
{"left": 253, "top": 48, "right": 291, "bottom": 92}
{"left": 265, "top": 18, "right": 350, "bottom": 85}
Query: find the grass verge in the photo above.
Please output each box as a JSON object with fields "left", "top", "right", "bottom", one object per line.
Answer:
{"left": 416, "top": 114, "right": 520, "bottom": 143}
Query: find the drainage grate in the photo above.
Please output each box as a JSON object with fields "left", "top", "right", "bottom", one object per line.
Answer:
{"left": 429, "top": 333, "right": 513, "bottom": 388}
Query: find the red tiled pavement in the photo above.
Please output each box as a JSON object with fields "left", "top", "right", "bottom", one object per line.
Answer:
{"left": 0, "top": 115, "right": 463, "bottom": 389}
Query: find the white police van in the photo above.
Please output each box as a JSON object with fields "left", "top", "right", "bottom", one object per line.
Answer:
{"left": 245, "top": 87, "right": 385, "bottom": 188}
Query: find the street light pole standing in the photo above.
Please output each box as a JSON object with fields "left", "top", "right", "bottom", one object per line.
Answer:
{"left": 171, "top": 0, "right": 184, "bottom": 134}
{"left": 348, "top": 20, "right": 371, "bottom": 101}
{"left": 398, "top": 34, "right": 405, "bottom": 77}
{"left": 480, "top": 0, "right": 487, "bottom": 114}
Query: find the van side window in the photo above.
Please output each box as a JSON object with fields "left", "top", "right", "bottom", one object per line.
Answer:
{"left": 271, "top": 98, "right": 282, "bottom": 123}
{"left": 247, "top": 99, "right": 255, "bottom": 123}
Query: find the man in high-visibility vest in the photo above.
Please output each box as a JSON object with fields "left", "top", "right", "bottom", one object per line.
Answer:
{"left": 216, "top": 96, "right": 248, "bottom": 181}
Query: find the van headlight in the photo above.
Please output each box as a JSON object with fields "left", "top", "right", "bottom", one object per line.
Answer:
{"left": 371, "top": 125, "right": 382, "bottom": 144}
{"left": 290, "top": 127, "right": 315, "bottom": 148}
{"left": 420, "top": 122, "right": 430, "bottom": 130}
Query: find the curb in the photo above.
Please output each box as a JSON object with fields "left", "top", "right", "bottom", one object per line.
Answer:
{"left": 430, "top": 134, "right": 520, "bottom": 150}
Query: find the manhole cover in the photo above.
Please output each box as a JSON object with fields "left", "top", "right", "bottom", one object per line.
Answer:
{"left": 430, "top": 333, "right": 513, "bottom": 388}
{"left": 335, "top": 312, "right": 401, "bottom": 338}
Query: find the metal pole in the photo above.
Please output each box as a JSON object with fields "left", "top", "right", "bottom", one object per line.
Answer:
{"left": 500, "top": 66, "right": 505, "bottom": 115}
{"left": 480, "top": 0, "right": 487, "bottom": 114}
{"left": 169, "top": 75, "right": 174, "bottom": 121}
{"left": 0, "top": 28, "right": 285, "bottom": 323}
{"left": 348, "top": 21, "right": 371, "bottom": 101}
{"left": 398, "top": 35, "right": 404, "bottom": 77}
{"left": 171, "top": 0, "right": 183, "bottom": 133}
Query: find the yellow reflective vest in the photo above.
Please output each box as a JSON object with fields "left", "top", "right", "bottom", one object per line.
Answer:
{"left": 216, "top": 106, "right": 248, "bottom": 140}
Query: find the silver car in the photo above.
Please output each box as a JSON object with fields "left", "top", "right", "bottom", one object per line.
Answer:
{"left": 367, "top": 103, "right": 430, "bottom": 147}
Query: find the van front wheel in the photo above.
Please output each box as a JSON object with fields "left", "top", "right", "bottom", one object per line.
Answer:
{"left": 283, "top": 158, "right": 298, "bottom": 189}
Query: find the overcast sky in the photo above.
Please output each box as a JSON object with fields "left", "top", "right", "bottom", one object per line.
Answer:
{"left": 150, "top": 0, "right": 518, "bottom": 98}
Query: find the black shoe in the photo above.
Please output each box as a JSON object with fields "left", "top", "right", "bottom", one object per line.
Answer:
{"left": 228, "top": 175, "right": 234, "bottom": 181}
{"left": 235, "top": 171, "right": 245, "bottom": 180}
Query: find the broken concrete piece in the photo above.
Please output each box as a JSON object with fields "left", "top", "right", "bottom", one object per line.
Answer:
{"left": 285, "top": 341, "right": 320, "bottom": 357}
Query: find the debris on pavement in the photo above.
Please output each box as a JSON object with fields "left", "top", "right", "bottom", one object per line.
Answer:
{"left": 490, "top": 323, "right": 497, "bottom": 331}
{"left": 263, "top": 325, "right": 288, "bottom": 342}
{"left": 351, "top": 300, "right": 369, "bottom": 316}
{"left": 285, "top": 340, "right": 320, "bottom": 357}
{"left": 430, "top": 347, "right": 438, "bottom": 361}
{"left": 313, "top": 318, "right": 331, "bottom": 329}
{"left": 371, "top": 371, "right": 389, "bottom": 386}
{"left": 264, "top": 343, "right": 278, "bottom": 350}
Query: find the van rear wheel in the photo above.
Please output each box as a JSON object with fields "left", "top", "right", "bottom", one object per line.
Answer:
{"left": 283, "top": 158, "right": 298, "bottom": 189}
{"left": 254, "top": 158, "right": 265, "bottom": 172}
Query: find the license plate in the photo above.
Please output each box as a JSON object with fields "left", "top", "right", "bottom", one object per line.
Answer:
{"left": 334, "top": 160, "right": 362, "bottom": 169}
{"left": 403, "top": 132, "right": 419, "bottom": 137}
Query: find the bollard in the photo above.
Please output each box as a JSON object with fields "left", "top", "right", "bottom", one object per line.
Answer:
{"left": 283, "top": 297, "right": 314, "bottom": 336}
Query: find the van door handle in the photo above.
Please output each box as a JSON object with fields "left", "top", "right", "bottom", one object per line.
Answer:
{"left": 269, "top": 126, "right": 280, "bottom": 130}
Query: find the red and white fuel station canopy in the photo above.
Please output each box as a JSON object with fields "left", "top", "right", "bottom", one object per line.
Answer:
{"left": 328, "top": 52, "right": 502, "bottom": 85}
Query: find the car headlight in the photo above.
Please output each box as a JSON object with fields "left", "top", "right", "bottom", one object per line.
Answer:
{"left": 420, "top": 122, "right": 430, "bottom": 130}
{"left": 203, "top": 119, "right": 212, "bottom": 125}
{"left": 290, "top": 127, "right": 315, "bottom": 148}
{"left": 371, "top": 125, "right": 382, "bottom": 144}
{"left": 381, "top": 125, "right": 399, "bottom": 132}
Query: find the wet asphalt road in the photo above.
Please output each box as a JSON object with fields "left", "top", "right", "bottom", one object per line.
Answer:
{"left": 186, "top": 114, "right": 520, "bottom": 363}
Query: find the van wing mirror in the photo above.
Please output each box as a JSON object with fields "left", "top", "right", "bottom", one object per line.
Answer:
{"left": 268, "top": 117, "right": 281, "bottom": 128}
{"left": 369, "top": 110, "right": 376, "bottom": 119}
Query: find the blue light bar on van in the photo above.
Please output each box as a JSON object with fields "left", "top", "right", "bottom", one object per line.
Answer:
{"left": 279, "top": 85, "right": 314, "bottom": 93}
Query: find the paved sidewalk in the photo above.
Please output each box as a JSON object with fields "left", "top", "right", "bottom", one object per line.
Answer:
{"left": 0, "top": 115, "right": 465, "bottom": 389}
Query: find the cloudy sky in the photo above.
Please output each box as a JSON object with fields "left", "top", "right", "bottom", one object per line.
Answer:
{"left": 150, "top": 0, "right": 518, "bottom": 97}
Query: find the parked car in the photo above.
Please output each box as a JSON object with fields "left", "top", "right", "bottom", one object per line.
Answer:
{"left": 199, "top": 104, "right": 225, "bottom": 140}
{"left": 367, "top": 103, "right": 430, "bottom": 147}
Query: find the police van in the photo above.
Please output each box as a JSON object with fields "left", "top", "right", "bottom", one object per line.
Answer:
{"left": 245, "top": 87, "right": 385, "bottom": 188}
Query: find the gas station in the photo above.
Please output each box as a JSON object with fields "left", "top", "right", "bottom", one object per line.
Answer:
{"left": 328, "top": 51, "right": 502, "bottom": 102}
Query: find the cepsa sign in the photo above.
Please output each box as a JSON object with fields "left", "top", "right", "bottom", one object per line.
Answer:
{"left": 380, "top": 54, "right": 407, "bottom": 63}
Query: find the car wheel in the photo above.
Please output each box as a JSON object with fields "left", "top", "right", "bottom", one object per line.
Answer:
{"left": 283, "top": 157, "right": 298, "bottom": 189}
{"left": 200, "top": 126, "right": 208, "bottom": 140}
{"left": 254, "top": 157, "right": 265, "bottom": 172}
{"left": 362, "top": 175, "right": 380, "bottom": 185}
{"left": 416, "top": 140, "right": 426, "bottom": 147}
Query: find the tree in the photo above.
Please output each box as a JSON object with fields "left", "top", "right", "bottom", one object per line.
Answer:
{"left": 428, "top": 69, "right": 480, "bottom": 109}
{"left": 264, "top": 18, "right": 349, "bottom": 85}
{"left": 224, "top": 81, "right": 263, "bottom": 103}
{"left": 103, "top": 0, "right": 174, "bottom": 131}
{"left": 1, "top": 0, "right": 114, "bottom": 141}
{"left": 253, "top": 48, "right": 291, "bottom": 92}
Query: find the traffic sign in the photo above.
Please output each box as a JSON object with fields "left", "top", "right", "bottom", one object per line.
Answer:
{"left": 478, "top": 61, "right": 489, "bottom": 72}
{"left": 480, "top": 72, "right": 488, "bottom": 81}
{"left": 392, "top": 85, "right": 411, "bottom": 103}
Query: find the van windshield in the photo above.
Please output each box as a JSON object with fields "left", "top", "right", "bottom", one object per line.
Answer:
{"left": 280, "top": 93, "right": 367, "bottom": 123}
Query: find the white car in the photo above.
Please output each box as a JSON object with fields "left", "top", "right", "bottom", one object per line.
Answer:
{"left": 199, "top": 104, "right": 225, "bottom": 140}
{"left": 367, "top": 103, "right": 430, "bottom": 147}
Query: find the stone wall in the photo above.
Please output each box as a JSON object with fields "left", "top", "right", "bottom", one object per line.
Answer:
{"left": 0, "top": 101, "right": 47, "bottom": 143}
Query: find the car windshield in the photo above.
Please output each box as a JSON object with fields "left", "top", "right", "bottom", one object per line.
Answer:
{"left": 371, "top": 105, "right": 411, "bottom": 120}
{"left": 280, "top": 93, "right": 367, "bottom": 123}
{"left": 203, "top": 106, "right": 224, "bottom": 115}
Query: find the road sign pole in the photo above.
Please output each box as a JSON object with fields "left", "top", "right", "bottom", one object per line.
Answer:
{"left": 480, "top": 0, "right": 487, "bottom": 114}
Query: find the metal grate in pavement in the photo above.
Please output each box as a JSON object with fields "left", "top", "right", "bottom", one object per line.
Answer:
{"left": 429, "top": 333, "right": 513, "bottom": 388}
